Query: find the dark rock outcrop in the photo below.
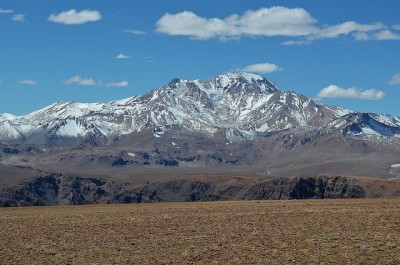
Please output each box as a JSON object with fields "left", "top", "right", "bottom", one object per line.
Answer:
{"left": 243, "top": 176, "right": 365, "bottom": 200}
{"left": 0, "top": 174, "right": 373, "bottom": 207}
{"left": 0, "top": 174, "right": 119, "bottom": 207}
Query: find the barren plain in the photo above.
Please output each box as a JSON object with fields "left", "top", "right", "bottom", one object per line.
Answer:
{"left": 1, "top": 199, "right": 400, "bottom": 264}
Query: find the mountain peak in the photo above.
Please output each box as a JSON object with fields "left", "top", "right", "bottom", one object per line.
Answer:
{"left": 218, "top": 72, "right": 265, "bottom": 82}
{"left": 168, "top": 78, "right": 181, "bottom": 88}
{"left": 182, "top": 72, "right": 279, "bottom": 94}
{"left": 165, "top": 72, "right": 278, "bottom": 95}
{"left": 212, "top": 72, "right": 279, "bottom": 94}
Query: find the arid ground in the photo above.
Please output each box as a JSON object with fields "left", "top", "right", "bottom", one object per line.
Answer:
{"left": 1, "top": 199, "right": 400, "bottom": 264}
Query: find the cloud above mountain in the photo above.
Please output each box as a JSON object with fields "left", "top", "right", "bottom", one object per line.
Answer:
{"left": 156, "top": 6, "right": 392, "bottom": 43}
{"left": 63, "top": 76, "right": 128, "bottom": 87}
{"left": 123, "top": 29, "right": 146, "bottom": 35}
{"left": 389, "top": 74, "right": 400, "bottom": 85}
{"left": 19, "top": 80, "right": 37, "bottom": 85}
{"left": 12, "top": 14, "right": 25, "bottom": 22}
{"left": 0, "top": 8, "right": 13, "bottom": 14}
{"left": 115, "top": 54, "right": 129, "bottom": 59}
{"left": 48, "top": 9, "right": 101, "bottom": 25}
{"left": 354, "top": 30, "right": 400, "bottom": 41}
{"left": 317, "top": 85, "right": 385, "bottom": 100}
{"left": 241, "top": 63, "right": 283, "bottom": 74}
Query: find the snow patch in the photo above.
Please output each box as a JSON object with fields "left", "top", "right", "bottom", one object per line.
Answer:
{"left": 0, "top": 121, "right": 22, "bottom": 139}
{"left": 238, "top": 72, "right": 264, "bottom": 82}
{"left": 375, "top": 115, "right": 400, "bottom": 127}
{"left": 0, "top": 113, "right": 18, "bottom": 121}
{"left": 56, "top": 119, "right": 87, "bottom": 137}
{"left": 331, "top": 107, "right": 351, "bottom": 117}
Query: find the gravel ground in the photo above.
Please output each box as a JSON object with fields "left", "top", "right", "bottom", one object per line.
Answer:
{"left": 1, "top": 199, "right": 400, "bottom": 264}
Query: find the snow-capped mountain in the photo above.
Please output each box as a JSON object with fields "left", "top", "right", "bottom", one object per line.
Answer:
{"left": 322, "top": 113, "right": 400, "bottom": 144}
{"left": 0, "top": 72, "right": 396, "bottom": 146}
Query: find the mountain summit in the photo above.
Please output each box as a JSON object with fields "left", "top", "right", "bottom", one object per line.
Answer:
{"left": 0, "top": 73, "right": 398, "bottom": 146}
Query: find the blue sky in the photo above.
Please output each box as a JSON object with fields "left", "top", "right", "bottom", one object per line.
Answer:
{"left": 0, "top": 0, "right": 399, "bottom": 116}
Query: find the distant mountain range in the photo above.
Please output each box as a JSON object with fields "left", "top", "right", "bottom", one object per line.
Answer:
{"left": 1, "top": 72, "right": 399, "bottom": 146}
{"left": 1, "top": 73, "right": 400, "bottom": 206}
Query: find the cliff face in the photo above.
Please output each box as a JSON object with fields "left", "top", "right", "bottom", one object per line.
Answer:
{"left": 2, "top": 174, "right": 396, "bottom": 207}
{"left": 0, "top": 174, "right": 120, "bottom": 206}
{"left": 243, "top": 176, "right": 365, "bottom": 200}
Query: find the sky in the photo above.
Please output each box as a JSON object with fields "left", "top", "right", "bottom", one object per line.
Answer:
{"left": 0, "top": 0, "right": 399, "bottom": 116}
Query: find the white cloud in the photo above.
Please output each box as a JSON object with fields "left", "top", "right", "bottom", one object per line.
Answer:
{"left": 156, "top": 7, "right": 395, "bottom": 43}
{"left": 0, "top": 8, "right": 13, "bottom": 14}
{"left": 317, "top": 85, "right": 385, "bottom": 100}
{"left": 239, "top": 7, "right": 318, "bottom": 36}
{"left": 281, "top": 39, "right": 311, "bottom": 46}
{"left": 373, "top": 30, "right": 400, "bottom": 40}
{"left": 104, "top": 81, "right": 128, "bottom": 87}
{"left": 389, "top": 74, "right": 400, "bottom": 85}
{"left": 48, "top": 9, "right": 101, "bottom": 25}
{"left": 143, "top": 56, "right": 154, "bottom": 63}
{"left": 123, "top": 29, "right": 146, "bottom": 35}
{"left": 316, "top": 21, "right": 383, "bottom": 39}
{"left": 393, "top": 25, "right": 400, "bottom": 31}
{"left": 115, "top": 53, "right": 129, "bottom": 59}
{"left": 354, "top": 30, "right": 400, "bottom": 41}
{"left": 156, "top": 7, "right": 318, "bottom": 40}
{"left": 241, "top": 63, "right": 283, "bottom": 74}
{"left": 63, "top": 76, "right": 128, "bottom": 87}
{"left": 64, "top": 76, "right": 96, "bottom": 86}
{"left": 19, "top": 80, "right": 37, "bottom": 85}
{"left": 12, "top": 14, "right": 25, "bottom": 22}
{"left": 353, "top": 32, "right": 370, "bottom": 41}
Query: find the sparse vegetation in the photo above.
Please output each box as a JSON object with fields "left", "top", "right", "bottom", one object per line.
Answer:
{"left": 1, "top": 199, "right": 400, "bottom": 264}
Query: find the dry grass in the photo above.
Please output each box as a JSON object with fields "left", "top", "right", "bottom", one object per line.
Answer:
{"left": 1, "top": 199, "right": 400, "bottom": 264}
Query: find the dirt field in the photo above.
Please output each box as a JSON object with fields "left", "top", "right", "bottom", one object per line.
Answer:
{"left": 1, "top": 199, "right": 400, "bottom": 264}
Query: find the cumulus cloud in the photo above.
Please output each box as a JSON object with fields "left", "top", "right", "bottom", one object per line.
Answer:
{"left": 156, "top": 6, "right": 395, "bottom": 43}
{"left": 123, "top": 29, "right": 146, "bottom": 35}
{"left": 317, "top": 85, "right": 385, "bottom": 100}
{"left": 241, "top": 63, "right": 282, "bottom": 74}
{"left": 12, "top": 14, "right": 25, "bottom": 22}
{"left": 156, "top": 7, "right": 318, "bottom": 40}
{"left": 19, "top": 80, "right": 37, "bottom": 85}
{"left": 48, "top": 9, "right": 101, "bottom": 25}
{"left": 393, "top": 25, "right": 400, "bottom": 30}
{"left": 115, "top": 53, "right": 129, "bottom": 59}
{"left": 389, "top": 74, "right": 400, "bottom": 85}
{"left": 0, "top": 8, "right": 13, "bottom": 14}
{"left": 63, "top": 76, "right": 128, "bottom": 87}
